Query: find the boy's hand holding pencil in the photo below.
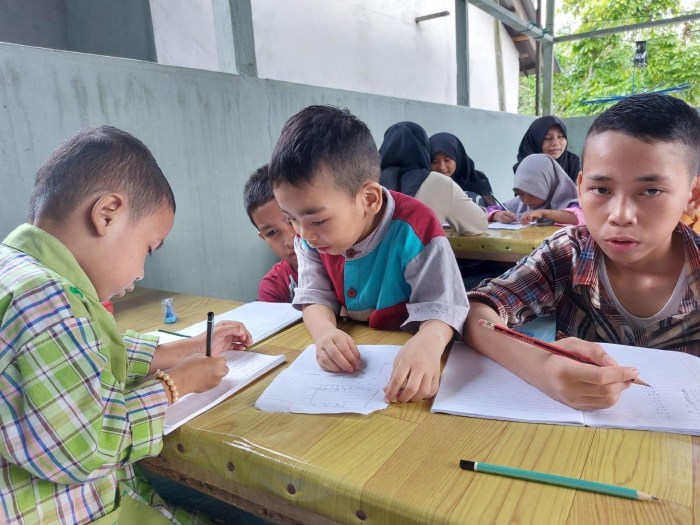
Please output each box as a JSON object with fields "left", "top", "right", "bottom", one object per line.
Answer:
{"left": 192, "top": 319, "right": 253, "bottom": 355}
{"left": 165, "top": 354, "right": 230, "bottom": 398}
{"left": 474, "top": 315, "right": 645, "bottom": 410}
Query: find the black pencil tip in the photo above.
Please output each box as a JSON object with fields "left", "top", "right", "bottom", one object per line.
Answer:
{"left": 459, "top": 460, "right": 476, "bottom": 471}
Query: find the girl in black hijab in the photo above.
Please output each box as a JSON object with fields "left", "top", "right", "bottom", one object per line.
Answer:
{"left": 378, "top": 121, "right": 431, "bottom": 196}
{"left": 513, "top": 116, "right": 581, "bottom": 182}
{"left": 379, "top": 122, "right": 487, "bottom": 235}
{"left": 429, "top": 132, "right": 495, "bottom": 206}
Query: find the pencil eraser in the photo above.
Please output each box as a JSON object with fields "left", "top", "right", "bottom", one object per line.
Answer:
{"left": 459, "top": 460, "right": 476, "bottom": 471}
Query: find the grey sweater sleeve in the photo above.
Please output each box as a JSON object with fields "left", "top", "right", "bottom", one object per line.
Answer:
{"left": 402, "top": 236, "right": 470, "bottom": 336}
{"left": 291, "top": 236, "right": 340, "bottom": 314}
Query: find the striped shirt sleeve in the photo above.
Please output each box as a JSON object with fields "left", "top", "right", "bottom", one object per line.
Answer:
{"left": 122, "top": 330, "right": 159, "bottom": 381}
{"left": 0, "top": 285, "right": 167, "bottom": 486}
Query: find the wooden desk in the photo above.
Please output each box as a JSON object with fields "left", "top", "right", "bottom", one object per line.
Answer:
{"left": 446, "top": 225, "right": 560, "bottom": 262}
{"left": 114, "top": 288, "right": 698, "bottom": 525}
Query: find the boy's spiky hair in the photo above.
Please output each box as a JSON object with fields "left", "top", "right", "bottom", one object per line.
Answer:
{"left": 584, "top": 94, "right": 700, "bottom": 175}
{"left": 268, "top": 105, "right": 380, "bottom": 195}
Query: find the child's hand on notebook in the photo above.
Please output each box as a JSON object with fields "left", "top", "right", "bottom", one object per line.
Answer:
{"left": 384, "top": 320, "right": 452, "bottom": 403}
{"left": 537, "top": 337, "right": 639, "bottom": 410}
{"left": 314, "top": 326, "right": 361, "bottom": 373}
{"left": 519, "top": 210, "right": 546, "bottom": 225}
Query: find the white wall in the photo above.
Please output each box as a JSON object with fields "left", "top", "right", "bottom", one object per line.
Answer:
{"left": 149, "top": 0, "right": 521, "bottom": 112}
{"left": 253, "top": 0, "right": 457, "bottom": 105}
{"left": 150, "top": 0, "right": 219, "bottom": 71}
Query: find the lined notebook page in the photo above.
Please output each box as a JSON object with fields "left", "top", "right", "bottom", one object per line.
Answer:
{"left": 584, "top": 344, "right": 700, "bottom": 434}
{"left": 256, "top": 344, "right": 401, "bottom": 415}
{"left": 164, "top": 350, "right": 285, "bottom": 434}
{"left": 432, "top": 342, "right": 700, "bottom": 435}
{"left": 178, "top": 301, "right": 302, "bottom": 343}
{"left": 432, "top": 342, "right": 584, "bottom": 425}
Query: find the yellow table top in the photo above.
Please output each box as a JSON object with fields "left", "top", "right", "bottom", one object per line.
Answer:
{"left": 114, "top": 288, "right": 698, "bottom": 525}
{"left": 446, "top": 225, "right": 560, "bottom": 262}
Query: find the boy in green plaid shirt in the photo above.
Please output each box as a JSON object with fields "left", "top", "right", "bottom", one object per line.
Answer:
{"left": 0, "top": 126, "right": 252, "bottom": 524}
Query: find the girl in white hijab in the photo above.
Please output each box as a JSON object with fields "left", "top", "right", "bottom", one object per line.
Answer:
{"left": 490, "top": 154, "right": 585, "bottom": 226}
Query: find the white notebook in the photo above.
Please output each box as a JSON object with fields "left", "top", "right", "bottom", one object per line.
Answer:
{"left": 487, "top": 222, "right": 530, "bottom": 230}
{"left": 432, "top": 342, "right": 700, "bottom": 435}
{"left": 256, "top": 344, "right": 401, "bottom": 415}
{"left": 163, "top": 350, "right": 285, "bottom": 434}
{"left": 178, "top": 301, "right": 302, "bottom": 343}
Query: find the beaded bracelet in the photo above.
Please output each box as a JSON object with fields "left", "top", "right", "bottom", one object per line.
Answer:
{"left": 155, "top": 369, "right": 179, "bottom": 403}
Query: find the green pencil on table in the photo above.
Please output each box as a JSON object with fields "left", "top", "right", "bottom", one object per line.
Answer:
{"left": 460, "top": 460, "right": 657, "bottom": 501}
{"left": 158, "top": 328, "right": 189, "bottom": 338}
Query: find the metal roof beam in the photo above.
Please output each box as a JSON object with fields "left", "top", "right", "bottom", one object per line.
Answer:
{"left": 554, "top": 12, "right": 700, "bottom": 43}
{"left": 468, "top": 0, "right": 553, "bottom": 41}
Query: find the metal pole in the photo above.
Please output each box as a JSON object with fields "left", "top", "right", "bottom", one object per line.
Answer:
{"left": 415, "top": 11, "right": 450, "bottom": 23}
{"left": 494, "top": 19, "right": 506, "bottom": 111}
{"left": 455, "top": 0, "right": 470, "bottom": 106}
{"left": 541, "top": 0, "right": 555, "bottom": 114}
{"left": 535, "top": 0, "right": 541, "bottom": 115}
{"left": 212, "top": 0, "right": 258, "bottom": 76}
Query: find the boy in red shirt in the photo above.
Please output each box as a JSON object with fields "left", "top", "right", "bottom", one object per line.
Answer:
{"left": 244, "top": 165, "right": 299, "bottom": 302}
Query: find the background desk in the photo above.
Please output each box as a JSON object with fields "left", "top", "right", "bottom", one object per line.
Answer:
{"left": 114, "top": 288, "right": 698, "bottom": 525}
{"left": 447, "top": 225, "right": 560, "bottom": 262}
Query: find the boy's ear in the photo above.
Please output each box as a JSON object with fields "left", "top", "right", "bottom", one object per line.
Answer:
{"left": 257, "top": 231, "right": 264, "bottom": 240}
{"left": 90, "top": 193, "right": 127, "bottom": 236}
{"left": 684, "top": 175, "right": 700, "bottom": 216}
{"left": 576, "top": 171, "right": 583, "bottom": 194}
{"left": 362, "top": 181, "right": 384, "bottom": 216}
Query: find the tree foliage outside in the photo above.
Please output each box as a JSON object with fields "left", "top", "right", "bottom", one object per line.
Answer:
{"left": 519, "top": 0, "right": 700, "bottom": 116}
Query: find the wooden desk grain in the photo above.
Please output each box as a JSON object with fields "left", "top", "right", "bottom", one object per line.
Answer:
{"left": 446, "top": 225, "right": 560, "bottom": 262}
{"left": 114, "top": 288, "right": 698, "bottom": 525}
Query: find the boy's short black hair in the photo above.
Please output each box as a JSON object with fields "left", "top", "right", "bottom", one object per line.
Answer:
{"left": 243, "top": 164, "right": 274, "bottom": 227}
{"left": 28, "top": 125, "right": 175, "bottom": 223}
{"left": 268, "top": 105, "right": 380, "bottom": 196}
{"left": 584, "top": 94, "right": 700, "bottom": 175}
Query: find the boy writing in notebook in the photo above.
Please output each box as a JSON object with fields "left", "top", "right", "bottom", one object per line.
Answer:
{"left": 0, "top": 126, "right": 251, "bottom": 524}
{"left": 268, "top": 105, "right": 469, "bottom": 403}
{"left": 465, "top": 94, "right": 700, "bottom": 411}
{"left": 244, "top": 164, "right": 299, "bottom": 302}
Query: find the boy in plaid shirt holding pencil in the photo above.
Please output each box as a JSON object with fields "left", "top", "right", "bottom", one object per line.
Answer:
{"left": 465, "top": 94, "right": 700, "bottom": 410}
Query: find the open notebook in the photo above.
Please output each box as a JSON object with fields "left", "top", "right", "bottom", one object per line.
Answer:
{"left": 177, "top": 301, "right": 302, "bottom": 343}
{"left": 487, "top": 222, "right": 530, "bottom": 230}
{"left": 143, "top": 302, "right": 299, "bottom": 433}
{"left": 432, "top": 342, "right": 700, "bottom": 435}
{"left": 163, "top": 350, "right": 285, "bottom": 434}
{"left": 256, "top": 344, "right": 401, "bottom": 415}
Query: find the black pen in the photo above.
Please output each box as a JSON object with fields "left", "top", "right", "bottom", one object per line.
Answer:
{"left": 206, "top": 311, "right": 214, "bottom": 357}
